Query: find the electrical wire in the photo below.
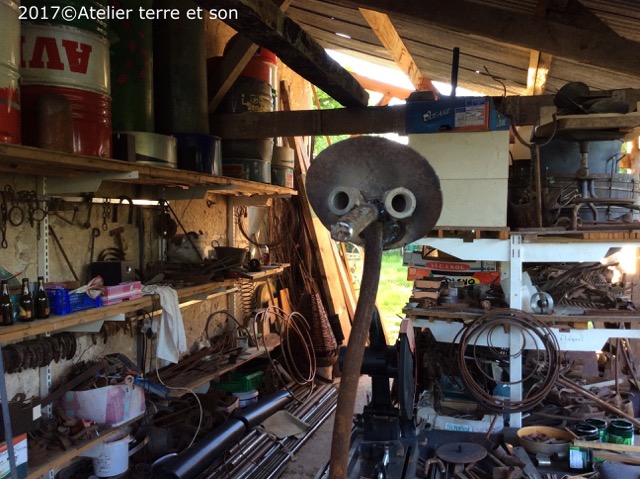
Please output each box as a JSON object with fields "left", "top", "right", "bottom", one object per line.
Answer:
{"left": 456, "top": 308, "right": 561, "bottom": 413}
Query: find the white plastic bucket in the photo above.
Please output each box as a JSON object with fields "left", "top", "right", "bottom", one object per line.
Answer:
{"left": 91, "top": 434, "right": 130, "bottom": 477}
{"left": 233, "top": 389, "right": 259, "bottom": 408}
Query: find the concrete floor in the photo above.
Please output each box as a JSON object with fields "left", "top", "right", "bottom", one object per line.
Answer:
{"left": 279, "top": 376, "right": 371, "bottom": 479}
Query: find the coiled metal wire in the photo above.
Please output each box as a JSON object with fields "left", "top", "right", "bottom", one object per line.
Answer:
{"left": 456, "top": 308, "right": 561, "bottom": 413}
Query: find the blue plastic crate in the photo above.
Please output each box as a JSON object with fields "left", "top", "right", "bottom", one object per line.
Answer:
{"left": 46, "top": 289, "right": 102, "bottom": 315}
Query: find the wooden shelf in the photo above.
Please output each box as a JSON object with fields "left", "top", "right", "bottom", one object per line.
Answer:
{"left": 0, "top": 265, "right": 289, "bottom": 345}
{"left": 162, "top": 333, "right": 282, "bottom": 397}
{"left": 534, "top": 112, "right": 640, "bottom": 139}
{"left": 0, "top": 143, "right": 296, "bottom": 197}
{"left": 27, "top": 414, "right": 144, "bottom": 479}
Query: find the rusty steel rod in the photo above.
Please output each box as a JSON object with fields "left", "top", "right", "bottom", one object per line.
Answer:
{"left": 557, "top": 375, "right": 640, "bottom": 429}
{"left": 329, "top": 221, "right": 384, "bottom": 479}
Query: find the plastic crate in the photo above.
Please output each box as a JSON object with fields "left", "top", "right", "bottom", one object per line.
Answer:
{"left": 214, "top": 370, "right": 264, "bottom": 393}
{"left": 46, "top": 288, "right": 103, "bottom": 315}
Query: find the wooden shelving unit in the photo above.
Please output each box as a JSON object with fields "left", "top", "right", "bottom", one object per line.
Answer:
{"left": 26, "top": 414, "right": 144, "bottom": 479}
{"left": 0, "top": 265, "right": 289, "bottom": 345}
{"left": 0, "top": 143, "right": 296, "bottom": 197}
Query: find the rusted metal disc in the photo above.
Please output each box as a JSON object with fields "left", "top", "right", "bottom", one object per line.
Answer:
{"left": 435, "top": 442, "right": 487, "bottom": 464}
{"left": 306, "top": 136, "right": 442, "bottom": 249}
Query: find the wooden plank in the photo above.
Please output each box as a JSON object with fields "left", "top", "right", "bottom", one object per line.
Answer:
{"left": 526, "top": 50, "right": 552, "bottom": 96}
{"left": 330, "top": 0, "right": 640, "bottom": 78}
{"left": 350, "top": 72, "right": 414, "bottom": 100}
{"left": 535, "top": 112, "right": 640, "bottom": 138}
{"left": 210, "top": 105, "right": 406, "bottom": 138}
{"left": 27, "top": 414, "right": 144, "bottom": 479}
{"left": 207, "top": 0, "right": 293, "bottom": 112}
{"left": 281, "top": 81, "right": 352, "bottom": 340}
{"left": 359, "top": 8, "right": 439, "bottom": 97}
{"left": 196, "top": 0, "right": 368, "bottom": 107}
{"left": 573, "top": 440, "right": 640, "bottom": 454}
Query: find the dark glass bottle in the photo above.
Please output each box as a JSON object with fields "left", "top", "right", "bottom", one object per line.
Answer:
{"left": 34, "top": 276, "right": 50, "bottom": 319}
{"left": 0, "top": 280, "right": 14, "bottom": 326}
{"left": 18, "top": 278, "right": 34, "bottom": 322}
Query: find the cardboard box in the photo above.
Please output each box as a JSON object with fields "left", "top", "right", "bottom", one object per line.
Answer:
{"left": 403, "top": 251, "right": 497, "bottom": 272}
{"left": 417, "top": 399, "right": 503, "bottom": 433}
{"left": 0, "top": 434, "right": 27, "bottom": 479}
{"left": 408, "top": 267, "right": 500, "bottom": 285}
{"left": 406, "top": 96, "right": 510, "bottom": 134}
{"left": 60, "top": 384, "right": 145, "bottom": 426}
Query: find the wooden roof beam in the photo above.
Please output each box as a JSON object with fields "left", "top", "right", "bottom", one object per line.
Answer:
{"left": 526, "top": 50, "right": 552, "bottom": 96}
{"left": 332, "top": 0, "right": 640, "bottom": 78}
{"left": 350, "top": 72, "right": 414, "bottom": 100}
{"left": 359, "top": 8, "right": 439, "bottom": 98}
{"left": 197, "top": 0, "right": 368, "bottom": 107}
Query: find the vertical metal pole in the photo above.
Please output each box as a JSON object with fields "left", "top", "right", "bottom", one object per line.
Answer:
{"left": 509, "top": 233, "right": 523, "bottom": 428}
{"left": 450, "top": 47, "right": 460, "bottom": 97}
{"left": 0, "top": 344, "right": 18, "bottom": 479}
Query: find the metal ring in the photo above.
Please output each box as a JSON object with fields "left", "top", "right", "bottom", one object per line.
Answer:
{"left": 8, "top": 206, "right": 24, "bottom": 226}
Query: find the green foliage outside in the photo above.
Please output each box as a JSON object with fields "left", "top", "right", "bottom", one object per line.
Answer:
{"left": 312, "top": 89, "right": 412, "bottom": 343}
{"left": 312, "top": 88, "right": 349, "bottom": 156}
{"left": 349, "top": 248, "right": 412, "bottom": 344}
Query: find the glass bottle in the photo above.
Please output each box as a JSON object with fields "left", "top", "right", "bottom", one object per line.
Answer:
{"left": 0, "top": 281, "right": 14, "bottom": 326}
{"left": 34, "top": 276, "right": 50, "bottom": 319}
{"left": 18, "top": 278, "right": 34, "bottom": 322}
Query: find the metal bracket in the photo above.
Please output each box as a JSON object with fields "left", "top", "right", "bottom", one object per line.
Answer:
{"left": 161, "top": 185, "right": 236, "bottom": 200}
{"left": 230, "top": 194, "right": 291, "bottom": 207}
{"left": 46, "top": 172, "right": 140, "bottom": 194}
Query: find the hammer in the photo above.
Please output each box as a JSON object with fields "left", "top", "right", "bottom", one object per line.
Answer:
{"left": 110, "top": 226, "right": 126, "bottom": 256}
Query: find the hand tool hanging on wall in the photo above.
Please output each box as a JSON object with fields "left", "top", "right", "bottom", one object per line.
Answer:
{"left": 89, "top": 227, "right": 100, "bottom": 263}
{"left": 5, "top": 185, "right": 23, "bottom": 227}
{"left": 112, "top": 195, "right": 133, "bottom": 224}
{"left": 0, "top": 191, "right": 8, "bottom": 249}
{"left": 101, "top": 198, "right": 111, "bottom": 231}
{"left": 83, "top": 194, "right": 94, "bottom": 229}
{"left": 48, "top": 225, "right": 80, "bottom": 282}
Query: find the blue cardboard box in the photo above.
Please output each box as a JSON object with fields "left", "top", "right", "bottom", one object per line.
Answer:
{"left": 406, "top": 96, "right": 510, "bottom": 134}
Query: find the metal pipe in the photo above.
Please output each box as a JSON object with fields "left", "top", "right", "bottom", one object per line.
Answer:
{"left": 451, "top": 47, "right": 460, "bottom": 97}
{"left": 330, "top": 203, "right": 378, "bottom": 242}
{"left": 330, "top": 221, "right": 384, "bottom": 479}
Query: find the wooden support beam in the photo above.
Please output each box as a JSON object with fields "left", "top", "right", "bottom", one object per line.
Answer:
{"left": 210, "top": 105, "right": 406, "bottom": 138}
{"left": 525, "top": 49, "right": 552, "bottom": 96}
{"left": 207, "top": 0, "right": 292, "bottom": 112}
{"left": 332, "top": 0, "right": 640, "bottom": 79}
{"left": 211, "top": 88, "right": 640, "bottom": 139}
{"left": 196, "top": 0, "right": 368, "bottom": 107}
{"left": 359, "top": 8, "right": 439, "bottom": 98}
{"left": 350, "top": 72, "right": 414, "bottom": 100}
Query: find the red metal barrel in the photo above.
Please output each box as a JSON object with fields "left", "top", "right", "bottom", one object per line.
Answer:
{"left": 20, "top": 22, "right": 111, "bottom": 156}
{"left": 0, "top": 0, "right": 21, "bottom": 144}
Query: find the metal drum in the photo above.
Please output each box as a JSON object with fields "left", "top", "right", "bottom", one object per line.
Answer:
{"left": 153, "top": 0, "right": 208, "bottom": 135}
{"left": 175, "top": 134, "right": 221, "bottom": 175}
{"left": 109, "top": 0, "right": 154, "bottom": 132}
{"left": 20, "top": 20, "right": 111, "bottom": 157}
{"left": 0, "top": 0, "right": 21, "bottom": 144}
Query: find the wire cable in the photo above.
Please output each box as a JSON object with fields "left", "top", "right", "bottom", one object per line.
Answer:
{"left": 456, "top": 308, "right": 561, "bottom": 414}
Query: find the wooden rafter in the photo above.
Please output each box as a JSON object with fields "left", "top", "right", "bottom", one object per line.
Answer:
{"left": 196, "top": 0, "right": 368, "bottom": 107}
{"left": 350, "top": 72, "right": 414, "bottom": 100}
{"left": 359, "top": 8, "right": 439, "bottom": 98}
{"left": 330, "top": 0, "right": 640, "bottom": 79}
{"left": 526, "top": 50, "right": 553, "bottom": 96}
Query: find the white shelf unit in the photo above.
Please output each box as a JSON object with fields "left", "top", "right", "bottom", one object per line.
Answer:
{"left": 409, "top": 233, "right": 640, "bottom": 427}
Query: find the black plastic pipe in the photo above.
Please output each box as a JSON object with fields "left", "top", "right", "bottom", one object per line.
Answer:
{"left": 155, "top": 390, "right": 292, "bottom": 479}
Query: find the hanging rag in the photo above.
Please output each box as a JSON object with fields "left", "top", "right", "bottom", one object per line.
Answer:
{"left": 142, "top": 285, "right": 187, "bottom": 364}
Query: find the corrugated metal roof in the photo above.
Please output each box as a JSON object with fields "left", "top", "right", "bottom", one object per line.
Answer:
{"left": 288, "top": 0, "right": 640, "bottom": 98}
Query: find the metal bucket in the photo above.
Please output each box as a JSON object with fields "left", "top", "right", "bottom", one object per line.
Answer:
{"left": 222, "top": 158, "right": 271, "bottom": 183}
{"left": 175, "top": 134, "right": 221, "bottom": 175}
{"left": 20, "top": 22, "right": 111, "bottom": 156}
{"left": 0, "top": 0, "right": 21, "bottom": 144}
{"left": 112, "top": 131, "right": 177, "bottom": 168}
{"left": 109, "top": 0, "right": 154, "bottom": 132}
{"left": 271, "top": 145, "right": 294, "bottom": 187}
{"left": 153, "top": 0, "right": 208, "bottom": 135}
